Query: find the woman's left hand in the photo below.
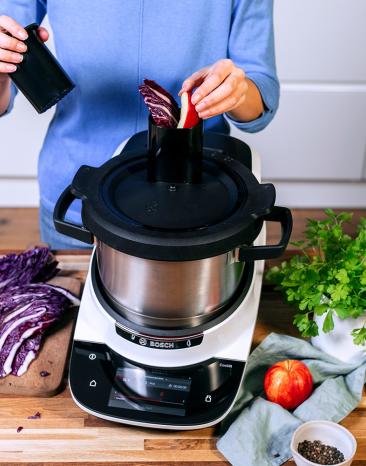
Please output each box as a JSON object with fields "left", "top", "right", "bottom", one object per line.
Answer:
{"left": 179, "top": 59, "right": 248, "bottom": 120}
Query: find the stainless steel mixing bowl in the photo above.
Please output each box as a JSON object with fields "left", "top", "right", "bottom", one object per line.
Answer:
{"left": 96, "top": 241, "right": 245, "bottom": 328}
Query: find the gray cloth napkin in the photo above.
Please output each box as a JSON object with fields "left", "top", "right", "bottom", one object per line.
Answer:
{"left": 217, "top": 333, "right": 366, "bottom": 466}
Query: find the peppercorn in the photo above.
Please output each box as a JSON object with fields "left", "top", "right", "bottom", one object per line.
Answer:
{"left": 298, "top": 439, "right": 345, "bottom": 465}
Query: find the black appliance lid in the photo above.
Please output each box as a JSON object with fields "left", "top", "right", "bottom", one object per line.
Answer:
{"left": 105, "top": 158, "right": 240, "bottom": 230}
{"left": 70, "top": 137, "right": 276, "bottom": 261}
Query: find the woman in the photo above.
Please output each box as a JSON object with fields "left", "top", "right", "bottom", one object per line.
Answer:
{"left": 0, "top": 1, "right": 279, "bottom": 249}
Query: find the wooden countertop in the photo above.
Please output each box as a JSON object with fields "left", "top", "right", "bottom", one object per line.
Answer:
{"left": 0, "top": 253, "right": 365, "bottom": 466}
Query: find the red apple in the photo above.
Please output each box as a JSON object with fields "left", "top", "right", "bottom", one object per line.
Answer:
{"left": 177, "top": 91, "right": 201, "bottom": 128}
{"left": 264, "top": 359, "right": 313, "bottom": 410}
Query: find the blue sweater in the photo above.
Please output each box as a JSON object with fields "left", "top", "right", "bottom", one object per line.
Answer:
{"left": 3, "top": 0, "right": 279, "bottom": 220}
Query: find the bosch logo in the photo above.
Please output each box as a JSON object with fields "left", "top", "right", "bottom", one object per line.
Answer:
{"left": 149, "top": 341, "right": 175, "bottom": 349}
{"left": 139, "top": 337, "right": 147, "bottom": 346}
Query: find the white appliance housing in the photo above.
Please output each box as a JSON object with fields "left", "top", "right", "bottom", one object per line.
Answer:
{"left": 68, "top": 150, "right": 266, "bottom": 430}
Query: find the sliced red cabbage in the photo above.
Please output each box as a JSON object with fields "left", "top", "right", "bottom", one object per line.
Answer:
{"left": 12, "top": 334, "right": 42, "bottom": 376}
{"left": 1, "top": 320, "right": 48, "bottom": 377}
{"left": 1, "top": 314, "right": 60, "bottom": 377}
{"left": 0, "top": 283, "right": 80, "bottom": 320}
{"left": 0, "top": 248, "right": 79, "bottom": 377}
{"left": 139, "top": 79, "right": 180, "bottom": 128}
{"left": 43, "top": 283, "right": 81, "bottom": 306}
{"left": 0, "top": 290, "right": 76, "bottom": 376}
{"left": 0, "top": 293, "right": 67, "bottom": 340}
{"left": 0, "top": 248, "right": 58, "bottom": 292}
{"left": 0, "top": 285, "right": 60, "bottom": 319}
{"left": 0, "top": 295, "right": 68, "bottom": 377}
{"left": 32, "top": 259, "right": 59, "bottom": 283}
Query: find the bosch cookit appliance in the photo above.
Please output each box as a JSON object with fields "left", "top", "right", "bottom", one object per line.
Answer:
{"left": 53, "top": 118, "right": 292, "bottom": 429}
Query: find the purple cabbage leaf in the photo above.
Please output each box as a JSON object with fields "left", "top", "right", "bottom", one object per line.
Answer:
{"left": 139, "top": 79, "right": 180, "bottom": 128}
{"left": 0, "top": 248, "right": 79, "bottom": 377}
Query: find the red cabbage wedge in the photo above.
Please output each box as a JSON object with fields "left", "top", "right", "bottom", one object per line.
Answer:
{"left": 0, "top": 248, "right": 79, "bottom": 377}
{"left": 139, "top": 79, "right": 180, "bottom": 128}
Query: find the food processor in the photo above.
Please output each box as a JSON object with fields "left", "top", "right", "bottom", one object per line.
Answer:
{"left": 53, "top": 118, "right": 292, "bottom": 429}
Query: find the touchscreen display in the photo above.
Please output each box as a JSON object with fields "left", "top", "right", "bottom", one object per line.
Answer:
{"left": 108, "top": 367, "right": 191, "bottom": 417}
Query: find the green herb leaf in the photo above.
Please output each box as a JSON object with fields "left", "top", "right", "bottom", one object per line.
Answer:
{"left": 337, "top": 212, "right": 353, "bottom": 222}
{"left": 328, "top": 283, "right": 349, "bottom": 302}
{"left": 293, "top": 313, "right": 319, "bottom": 337}
{"left": 322, "top": 310, "right": 335, "bottom": 333}
{"left": 314, "top": 304, "right": 328, "bottom": 316}
{"left": 334, "top": 306, "right": 349, "bottom": 320}
{"left": 351, "top": 327, "right": 366, "bottom": 346}
{"left": 324, "top": 208, "right": 336, "bottom": 218}
{"left": 335, "top": 269, "right": 350, "bottom": 284}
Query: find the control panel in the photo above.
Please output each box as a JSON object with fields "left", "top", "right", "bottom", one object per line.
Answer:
{"left": 69, "top": 341, "right": 245, "bottom": 427}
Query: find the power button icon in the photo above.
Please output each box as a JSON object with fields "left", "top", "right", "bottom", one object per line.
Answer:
{"left": 205, "top": 395, "right": 212, "bottom": 403}
{"left": 89, "top": 353, "right": 96, "bottom": 360}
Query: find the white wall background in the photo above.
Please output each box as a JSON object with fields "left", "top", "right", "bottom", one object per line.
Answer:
{"left": 0, "top": 1, "right": 366, "bottom": 207}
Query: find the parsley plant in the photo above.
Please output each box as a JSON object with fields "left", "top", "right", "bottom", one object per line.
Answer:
{"left": 266, "top": 210, "right": 366, "bottom": 345}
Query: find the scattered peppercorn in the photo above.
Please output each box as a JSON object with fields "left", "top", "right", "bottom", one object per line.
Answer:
{"left": 16, "top": 426, "right": 23, "bottom": 433}
{"left": 298, "top": 440, "right": 345, "bottom": 465}
{"left": 40, "top": 370, "right": 50, "bottom": 377}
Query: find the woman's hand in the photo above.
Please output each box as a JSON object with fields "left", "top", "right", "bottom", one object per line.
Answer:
{"left": 179, "top": 59, "right": 264, "bottom": 122}
{"left": 0, "top": 15, "right": 49, "bottom": 78}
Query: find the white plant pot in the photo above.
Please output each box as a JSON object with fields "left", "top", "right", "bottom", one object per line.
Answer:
{"left": 311, "top": 312, "right": 366, "bottom": 363}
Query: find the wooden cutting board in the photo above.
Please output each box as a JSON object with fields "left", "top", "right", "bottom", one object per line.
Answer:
{"left": 0, "top": 276, "right": 81, "bottom": 397}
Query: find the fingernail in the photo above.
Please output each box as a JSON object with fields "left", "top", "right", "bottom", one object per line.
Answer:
{"left": 191, "top": 93, "right": 200, "bottom": 105}
{"left": 199, "top": 111, "right": 209, "bottom": 118}
{"left": 13, "top": 53, "right": 23, "bottom": 63}
{"left": 16, "top": 42, "right": 27, "bottom": 52}
{"left": 18, "top": 30, "right": 28, "bottom": 40}
{"left": 6, "top": 64, "right": 17, "bottom": 72}
{"left": 195, "top": 102, "right": 205, "bottom": 112}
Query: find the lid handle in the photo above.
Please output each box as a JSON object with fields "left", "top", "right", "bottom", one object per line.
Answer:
{"left": 239, "top": 206, "right": 293, "bottom": 261}
{"left": 53, "top": 185, "right": 94, "bottom": 244}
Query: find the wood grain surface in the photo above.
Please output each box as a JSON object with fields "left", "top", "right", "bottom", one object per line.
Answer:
{"left": 0, "top": 254, "right": 364, "bottom": 465}
{"left": 0, "top": 276, "right": 80, "bottom": 397}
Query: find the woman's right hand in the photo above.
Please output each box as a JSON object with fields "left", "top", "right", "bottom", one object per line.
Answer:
{"left": 0, "top": 15, "right": 49, "bottom": 80}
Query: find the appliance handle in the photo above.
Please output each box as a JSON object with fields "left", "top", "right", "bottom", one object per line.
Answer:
{"left": 239, "top": 206, "right": 292, "bottom": 261}
{"left": 53, "top": 185, "right": 94, "bottom": 244}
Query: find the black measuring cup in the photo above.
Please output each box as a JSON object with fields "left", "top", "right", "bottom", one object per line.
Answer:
{"left": 10, "top": 23, "right": 75, "bottom": 113}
